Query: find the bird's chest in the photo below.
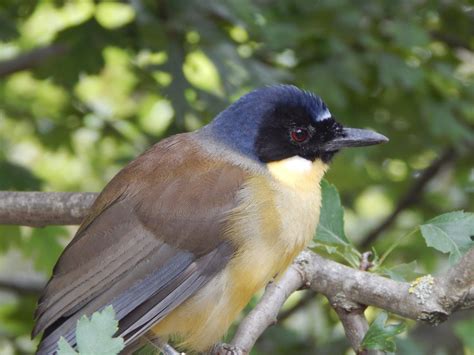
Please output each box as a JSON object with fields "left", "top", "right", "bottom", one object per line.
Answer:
{"left": 265, "top": 157, "right": 326, "bottom": 262}
{"left": 270, "top": 178, "right": 321, "bottom": 254}
{"left": 227, "top": 157, "right": 326, "bottom": 289}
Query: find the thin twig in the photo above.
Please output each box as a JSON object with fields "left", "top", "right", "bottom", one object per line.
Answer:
{"left": 0, "top": 44, "right": 67, "bottom": 78}
{"left": 359, "top": 251, "right": 373, "bottom": 271}
{"left": 0, "top": 277, "right": 45, "bottom": 295}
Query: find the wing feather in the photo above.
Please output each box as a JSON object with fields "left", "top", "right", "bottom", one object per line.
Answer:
{"left": 33, "top": 134, "right": 245, "bottom": 354}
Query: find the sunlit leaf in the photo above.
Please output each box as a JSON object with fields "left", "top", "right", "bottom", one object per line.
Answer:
{"left": 419, "top": 211, "right": 474, "bottom": 264}
{"left": 95, "top": 3, "right": 135, "bottom": 29}
{"left": 183, "top": 50, "right": 223, "bottom": 96}
{"left": 57, "top": 338, "right": 77, "bottom": 355}
{"left": 58, "top": 306, "right": 124, "bottom": 355}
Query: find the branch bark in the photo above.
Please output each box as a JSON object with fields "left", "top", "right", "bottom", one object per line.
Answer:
{"left": 228, "top": 265, "right": 304, "bottom": 354}
{"left": 304, "top": 249, "right": 473, "bottom": 323}
{"left": 219, "top": 249, "right": 473, "bottom": 354}
{"left": 328, "top": 298, "right": 372, "bottom": 354}
{"left": 326, "top": 251, "right": 381, "bottom": 355}
{"left": 0, "top": 191, "right": 97, "bottom": 227}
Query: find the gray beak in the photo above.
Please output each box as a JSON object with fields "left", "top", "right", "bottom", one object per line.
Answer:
{"left": 322, "top": 128, "right": 389, "bottom": 151}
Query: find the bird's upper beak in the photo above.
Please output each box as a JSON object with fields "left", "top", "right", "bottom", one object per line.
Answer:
{"left": 321, "top": 128, "right": 388, "bottom": 151}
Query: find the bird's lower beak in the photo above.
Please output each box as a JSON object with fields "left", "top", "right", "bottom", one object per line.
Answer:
{"left": 322, "top": 128, "right": 388, "bottom": 151}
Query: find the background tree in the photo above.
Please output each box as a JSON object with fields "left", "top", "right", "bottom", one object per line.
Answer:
{"left": 0, "top": 0, "right": 473, "bottom": 354}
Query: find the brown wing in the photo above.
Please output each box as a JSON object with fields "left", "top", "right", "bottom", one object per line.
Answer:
{"left": 33, "top": 133, "right": 246, "bottom": 353}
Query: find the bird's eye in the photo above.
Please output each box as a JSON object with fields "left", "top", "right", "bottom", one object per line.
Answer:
{"left": 289, "top": 127, "right": 310, "bottom": 143}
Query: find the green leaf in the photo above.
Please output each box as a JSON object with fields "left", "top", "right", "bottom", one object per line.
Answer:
{"left": 313, "top": 180, "right": 360, "bottom": 267}
{"left": 315, "top": 179, "right": 349, "bottom": 246}
{"left": 76, "top": 306, "right": 124, "bottom": 355}
{"left": 361, "top": 312, "right": 406, "bottom": 352}
{"left": 57, "top": 337, "right": 78, "bottom": 355}
{"left": 380, "top": 261, "right": 423, "bottom": 282}
{"left": 34, "top": 19, "right": 128, "bottom": 88}
{"left": 419, "top": 211, "right": 474, "bottom": 264}
{"left": 57, "top": 306, "right": 124, "bottom": 355}
{"left": 310, "top": 242, "right": 338, "bottom": 255}
{"left": 454, "top": 318, "right": 474, "bottom": 350}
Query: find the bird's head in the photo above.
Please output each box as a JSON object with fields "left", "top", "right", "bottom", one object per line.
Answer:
{"left": 205, "top": 85, "right": 388, "bottom": 166}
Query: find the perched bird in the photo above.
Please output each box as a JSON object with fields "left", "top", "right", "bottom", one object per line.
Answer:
{"left": 33, "top": 85, "right": 387, "bottom": 353}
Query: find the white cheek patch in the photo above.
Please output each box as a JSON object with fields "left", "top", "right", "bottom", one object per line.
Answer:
{"left": 317, "top": 109, "right": 331, "bottom": 121}
{"left": 279, "top": 156, "right": 313, "bottom": 173}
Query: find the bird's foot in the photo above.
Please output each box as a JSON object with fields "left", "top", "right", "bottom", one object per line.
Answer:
{"left": 211, "top": 343, "right": 246, "bottom": 355}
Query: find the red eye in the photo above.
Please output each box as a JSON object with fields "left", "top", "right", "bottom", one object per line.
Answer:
{"left": 290, "top": 127, "right": 310, "bottom": 143}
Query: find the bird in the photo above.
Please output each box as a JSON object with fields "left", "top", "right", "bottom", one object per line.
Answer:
{"left": 32, "top": 85, "right": 388, "bottom": 354}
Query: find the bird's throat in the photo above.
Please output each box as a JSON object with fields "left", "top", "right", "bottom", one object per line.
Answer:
{"left": 266, "top": 156, "right": 328, "bottom": 190}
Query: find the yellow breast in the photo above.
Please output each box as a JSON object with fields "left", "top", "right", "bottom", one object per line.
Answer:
{"left": 265, "top": 156, "right": 327, "bottom": 266}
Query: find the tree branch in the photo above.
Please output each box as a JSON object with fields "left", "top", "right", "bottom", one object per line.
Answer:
{"left": 1, "top": 191, "right": 472, "bottom": 353}
{"left": 0, "top": 146, "right": 457, "bottom": 244}
{"left": 0, "top": 191, "right": 97, "bottom": 227}
{"left": 304, "top": 249, "right": 473, "bottom": 322}
{"left": 360, "top": 147, "right": 457, "bottom": 248}
{"left": 0, "top": 277, "right": 45, "bottom": 295}
{"left": 219, "top": 248, "right": 473, "bottom": 354}
{"left": 228, "top": 265, "right": 304, "bottom": 354}
{"left": 0, "top": 44, "right": 67, "bottom": 78}
{"left": 430, "top": 31, "right": 472, "bottom": 51}
{"left": 326, "top": 251, "right": 381, "bottom": 355}
{"left": 328, "top": 297, "right": 372, "bottom": 355}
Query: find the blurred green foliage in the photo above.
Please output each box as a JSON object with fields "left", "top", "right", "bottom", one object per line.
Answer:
{"left": 0, "top": 0, "right": 473, "bottom": 354}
